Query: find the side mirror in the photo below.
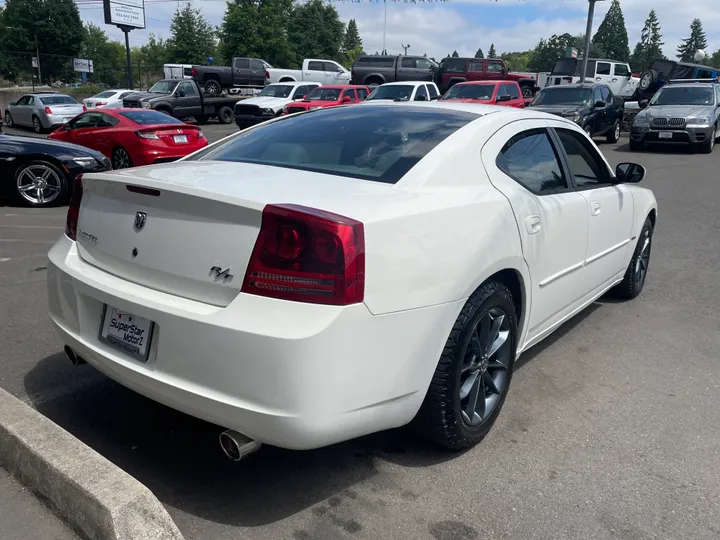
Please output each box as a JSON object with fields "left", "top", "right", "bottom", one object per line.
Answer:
{"left": 594, "top": 100, "right": 606, "bottom": 108}
{"left": 10, "top": 101, "right": 16, "bottom": 106}
{"left": 501, "top": 68, "right": 507, "bottom": 76}
{"left": 415, "top": 94, "right": 427, "bottom": 101}
{"left": 337, "top": 68, "right": 344, "bottom": 73}
{"left": 342, "top": 96, "right": 352, "bottom": 103}
{"left": 295, "top": 94, "right": 306, "bottom": 100}
{"left": 639, "top": 99, "right": 649, "bottom": 109}
{"left": 496, "top": 94, "right": 512, "bottom": 102}
{"left": 615, "top": 162, "right": 646, "bottom": 184}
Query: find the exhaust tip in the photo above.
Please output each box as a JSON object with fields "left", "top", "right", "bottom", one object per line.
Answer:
{"left": 64, "top": 346, "right": 86, "bottom": 366}
{"left": 219, "top": 430, "right": 262, "bottom": 462}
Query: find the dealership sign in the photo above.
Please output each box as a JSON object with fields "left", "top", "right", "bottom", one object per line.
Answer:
{"left": 103, "top": 0, "right": 146, "bottom": 29}
{"left": 73, "top": 59, "right": 94, "bottom": 73}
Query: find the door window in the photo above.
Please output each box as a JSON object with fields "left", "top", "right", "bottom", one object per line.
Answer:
{"left": 555, "top": 128, "right": 611, "bottom": 188}
{"left": 498, "top": 84, "right": 508, "bottom": 97}
{"left": 178, "top": 82, "right": 197, "bottom": 96}
{"left": 507, "top": 84, "right": 520, "bottom": 100}
{"left": 468, "top": 60, "right": 484, "bottom": 72}
{"left": 16, "top": 96, "right": 30, "bottom": 106}
{"left": 69, "top": 112, "right": 102, "bottom": 129}
{"left": 593, "top": 87, "right": 603, "bottom": 103}
{"left": 307, "top": 61, "right": 323, "bottom": 71}
{"left": 596, "top": 62, "right": 611, "bottom": 76}
{"left": 496, "top": 129, "right": 568, "bottom": 194}
{"left": 234, "top": 58, "right": 250, "bottom": 69}
{"left": 613, "top": 64, "right": 630, "bottom": 77}
{"left": 426, "top": 84, "right": 439, "bottom": 99}
{"left": 487, "top": 61, "right": 504, "bottom": 73}
{"left": 357, "top": 87, "right": 369, "bottom": 100}
{"left": 251, "top": 60, "right": 264, "bottom": 71}
{"left": 341, "top": 89, "right": 357, "bottom": 102}
{"left": 601, "top": 87, "right": 611, "bottom": 103}
{"left": 99, "top": 114, "right": 120, "bottom": 127}
{"left": 26, "top": 96, "right": 35, "bottom": 105}
{"left": 414, "top": 84, "right": 428, "bottom": 101}
{"left": 416, "top": 58, "right": 433, "bottom": 70}
{"left": 401, "top": 57, "right": 415, "bottom": 68}
{"left": 322, "top": 62, "right": 340, "bottom": 72}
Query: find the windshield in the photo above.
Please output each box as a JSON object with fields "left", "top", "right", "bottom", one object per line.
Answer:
{"left": 148, "top": 81, "right": 177, "bottom": 94}
{"left": 443, "top": 84, "right": 496, "bottom": 100}
{"left": 39, "top": 95, "right": 79, "bottom": 105}
{"left": 366, "top": 85, "right": 414, "bottom": 101}
{"left": 532, "top": 87, "right": 592, "bottom": 106}
{"left": 93, "top": 91, "right": 117, "bottom": 99}
{"left": 119, "top": 111, "right": 185, "bottom": 125}
{"left": 191, "top": 106, "right": 477, "bottom": 184}
{"left": 305, "top": 88, "right": 341, "bottom": 101}
{"left": 650, "top": 86, "right": 715, "bottom": 106}
{"left": 259, "top": 85, "right": 294, "bottom": 98}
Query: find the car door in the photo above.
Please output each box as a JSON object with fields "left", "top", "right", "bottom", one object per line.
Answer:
{"left": 10, "top": 96, "right": 30, "bottom": 125}
{"left": 551, "top": 125, "right": 634, "bottom": 297}
{"left": 305, "top": 61, "right": 325, "bottom": 84}
{"left": 175, "top": 81, "right": 202, "bottom": 117}
{"left": 399, "top": 57, "right": 419, "bottom": 81}
{"left": 507, "top": 83, "right": 524, "bottom": 108}
{"left": 486, "top": 60, "right": 505, "bottom": 81}
{"left": 612, "top": 63, "right": 631, "bottom": 95}
{"left": 64, "top": 112, "right": 103, "bottom": 148}
{"left": 233, "top": 58, "right": 251, "bottom": 86}
{"left": 250, "top": 59, "right": 266, "bottom": 86}
{"left": 467, "top": 59, "right": 484, "bottom": 82}
{"left": 594, "top": 61, "right": 612, "bottom": 86}
{"left": 415, "top": 58, "right": 435, "bottom": 81}
{"left": 482, "top": 120, "right": 590, "bottom": 343}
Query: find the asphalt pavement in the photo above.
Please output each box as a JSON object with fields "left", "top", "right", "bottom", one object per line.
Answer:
{"left": 1, "top": 136, "right": 719, "bottom": 540}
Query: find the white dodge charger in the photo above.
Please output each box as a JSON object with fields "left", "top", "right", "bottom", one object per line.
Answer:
{"left": 47, "top": 102, "right": 657, "bottom": 458}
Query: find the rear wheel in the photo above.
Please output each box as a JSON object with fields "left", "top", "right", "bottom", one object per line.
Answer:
{"left": 606, "top": 120, "right": 621, "bottom": 143}
{"left": 4, "top": 111, "right": 13, "bottom": 127}
{"left": 32, "top": 115, "right": 43, "bottom": 134}
{"left": 217, "top": 106, "right": 234, "bottom": 124}
{"left": 204, "top": 80, "right": 221, "bottom": 96}
{"left": 414, "top": 280, "right": 517, "bottom": 450}
{"left": 112, "top": 147, "right": 133, "bottom": 169}
{"left": 12, "top": 160, "right": 67, "bottom": 207}
{"left": 520, "top": 85, "right": 534, "bottom": 98}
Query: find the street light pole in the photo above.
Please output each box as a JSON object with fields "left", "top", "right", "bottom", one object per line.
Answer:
{"left": 34, "top": 29, "right": 42, "bottom": 86}
{"left": 579, "top": 0, "right": 605, "bottom": 84}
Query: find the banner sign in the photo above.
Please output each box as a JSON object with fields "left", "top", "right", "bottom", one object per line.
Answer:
{"left": 103, "top": 0, "right": 146, "bottom": 29}
{"left": 73, "top": 58, "right": 95, "bottom": 73}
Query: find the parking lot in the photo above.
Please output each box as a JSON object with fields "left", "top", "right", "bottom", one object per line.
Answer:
{"left": 1, "top": 134, "right": 719, "bottom": 540}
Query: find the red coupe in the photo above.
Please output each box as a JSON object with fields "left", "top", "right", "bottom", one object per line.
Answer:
{"left": 282, "top": 85, "right": 370, "bottom": 115}
{"left": 440, "top": 81, "right": 526, "bottom": 109}
{"left": 48, "top": 109, "right": 208, "bottom": 169}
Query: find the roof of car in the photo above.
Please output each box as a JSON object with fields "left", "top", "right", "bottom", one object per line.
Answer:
{"left": 662, "top": 82, "right": 717, "bottom": 88}
{"left": 542, "top": 82, "right": 607, "bottom": 90}
{"left": 313, "top": 85, "right": 368, "bottom": 89}
{"left": 380, "top": 81, "right": 437, "bottom": 87}
{"left": 454, "top": 80, "right": 516, "bottom": 85}
{"left": 269, "top": 81, "right": 319, "bottom": 87}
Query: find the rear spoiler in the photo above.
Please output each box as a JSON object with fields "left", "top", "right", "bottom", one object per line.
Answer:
{"left": 667, "top": 77, "right": 720, "bottom": 84}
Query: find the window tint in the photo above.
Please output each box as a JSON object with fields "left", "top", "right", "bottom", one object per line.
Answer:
{"left": 415, "top": 84, "right": 428, "bottom": 100}
{"left": 356, "top": 57, "right": 395, "bottom": 68}
{"left": 555, "top": 129, "right": 611, "bottom": 187}
{"left": 183, "top": 68, "right": 193, "bottom": 77}
{"left": 341, "top": 89, "right": 356, "bottom": 101}
{"left": 614, "top": 64, "right": 630, "bottom": 77}
{"left": 497, "top": 84, "right": 508, "bottom": 97}
{"left": 497, "top": 130, "right": 567, "bottom": 194}
{"left": 416, "top": 58, "right": 433, "bottom": 70}
{"left": 94, "top": 91, "right": 117, "bottom": 99}
{"left": 69, "top": 112, "right": 102, "bottom": 129}
{"left": 193, "top": 107, "right": 477, "bottom": 184}
{"left": 401, "top": 57, "right": 415, "bottom": 68}
{"left": 593, "top": 87, "right": 603, "bottom": 103}
{"left": 601, "top": 87, "right": 611, "bottom": 102}
{"left": 357, "top": 88, "right": 369, "bottom": 100}
{"left": 26, "top": 96, "right": 35, "bottom": 105}
{"left": 507, "top": 83, "right": 520, "bottom": 99}
{"left": 426, "top": 84, "right": 439, "bottom": 98}
{"left": 323, "top": 62, "right": 340, "bottom": 72}
{"left": 596, "top": 62, "right": 611, "bottom": 76}
{"left": 251, "top": 60, "right": 264, "bottom": 71}
{"left": 40, "top": 96, "right": 77, "bottom": 105}
{"left": 119, "top": 92, "right": 134, "bottom": 99}
{"left": 119, "top": 111, "right": 184, "bottom": 125}
{"left": 178, "top": 82, "right": 197, "bottom": 96}
{"left": 234, "top": 58, "right": 250, "bottom": 69}
{"left": 468, "top": 60, "right": 484, "bottom": 72}
{"left": 308, "top": 61, "right": 323, "bottom": 71}
{"left": 443, "top": 58, "right": 466, "bottom": 74}
{"left": 487, "top": 61, "right": 504, "bottom": 73}
{"left": 15, "top": 96, "right": 29, "bottom": 105}
{"left": 100, "top": 114, "right": 119, "bottom": 127}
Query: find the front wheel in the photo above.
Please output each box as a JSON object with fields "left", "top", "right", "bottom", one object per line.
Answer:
{"left": 5, "top": 111, "right": 13, "bottom": 127}
{"left": 414, "top": 280, "right": 518, "bottom": 450}
{"left": 217, "top": 106, "right": 234, "bottom": 124}
{"left": 606, "top": 120, "right": 621, "bottom": 143}
{"left": 12, "top": 160, "right": 68, "bottom": 207}
{"left": 699, "top": 125, "right": 716, "bottom": 154}
{"left": 521, "top": 85, "right": 534, "bottom": 98}
{"left": 614, "top": 217, "right": 653, "bottom": 299}
{"left": 204, "top": 80, "right": 221, "bottom": 96}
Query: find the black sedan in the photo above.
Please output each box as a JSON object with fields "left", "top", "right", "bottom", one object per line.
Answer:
{"left": 528, "top": 83, "right": 624, "bottom": 143}
{"left": 0, "top": 126, "right": 110, "bottom": 208}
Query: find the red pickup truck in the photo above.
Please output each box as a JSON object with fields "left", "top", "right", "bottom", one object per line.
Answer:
{"left": 435, "top": 57, "right": 539, "bottom": 97}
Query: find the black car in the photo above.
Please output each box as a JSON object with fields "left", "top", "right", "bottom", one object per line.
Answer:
{"left": 350, "top": 55, "right": 437, "bottom": 87}
{"left": 0, "top": 125, "right": 111, "bottom": 208}
{"left": 529, "top": 83, "right": 624, "bottom": 143}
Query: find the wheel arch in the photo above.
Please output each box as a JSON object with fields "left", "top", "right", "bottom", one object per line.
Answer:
{"left": 279, "top": 77, "right": 297, "bottom": 82}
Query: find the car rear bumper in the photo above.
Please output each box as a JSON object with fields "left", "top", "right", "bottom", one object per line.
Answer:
{"left": 631, "top": 125, "right": 715, "bottom": 144}
{"left": 45, "top": 113, "right": 79, "bottom": 128}
{"left": 47, "top": 236, "right": 460, "bottom": 450}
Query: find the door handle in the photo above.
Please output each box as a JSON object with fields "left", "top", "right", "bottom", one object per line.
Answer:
{"left": 612, "top": 78, "right": 618, "bottom": 82}
{"left": 525, "top": 214, "right": 542, "bottom": 235}
{"left": 596, "top": 77, "right": 602, "bottom": 81}
{"left": 590, "top": 202, "right": 602, "bottom": 216}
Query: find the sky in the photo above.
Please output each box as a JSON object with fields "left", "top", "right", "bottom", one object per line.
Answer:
{"left": 74, "top": 0, "right": 720, "bottom": 63}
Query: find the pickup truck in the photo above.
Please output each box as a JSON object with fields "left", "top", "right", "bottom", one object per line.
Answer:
{"left": 266, "top": 59, "right": 350, "bottom": 86}
{"left": 350, "top": 55, "right": 438, "bottom": 86}
{"left": 435, "top": 57, "right": 539, "bottom": 97}
{"left": 122, "top": 79, "right": 242, "bottom": 124}
{"left": 192, "top": 57, "right": 272, "bottom": 96}
{"left": 547, "top": 57, "right": 639, "bottom": 101}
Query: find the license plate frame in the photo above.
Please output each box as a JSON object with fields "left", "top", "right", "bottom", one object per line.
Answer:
{"left": 173, "top": 134, "right": 188, "bottom": 144}
{"left": 658, "top": 131, "right": 674, "bottom": 139}
{"left": 99, "top": 305, "right": 155, "bottom": 362}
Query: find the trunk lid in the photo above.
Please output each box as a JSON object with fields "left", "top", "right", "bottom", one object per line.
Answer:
{"left": 140, "top": 124, "right": 203, "bottom": 147}
{"left": 75, "top": 161, "right": 400, "bottom": 307}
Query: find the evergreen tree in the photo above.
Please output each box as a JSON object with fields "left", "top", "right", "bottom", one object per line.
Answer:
{"left": 711, "top": 49, "right": 720, "bottom": 69}
{"left": 488, "top": 43, "right": 496, "bottom": 58}
{"left": 474, "top": 48, "right": 484, "bottom": 59}
{"left": 676, "top": 18, "right": 708, "bottom": 61}
{"left": 288, "top": 0, "right": 345, "bottom": 65}
{"left": 573, "top": 34, "right": 605, "bottom": 58}
{"left": 343, "top": 19, "right": 362, "bottom": 53}
{"left": 451, "top": 50, "right": 459, "bottom": 58}
{"left": 167, "top": 3, "right": 216, "bottom": 65}
{"left": 528, "top": 34, "right": 575, "bottom": 72}
{"left": 630, "top": 9, "right": 664, "bottom": 72}
{"left": 592, "top": 0, "right": 630, "bottom": 62}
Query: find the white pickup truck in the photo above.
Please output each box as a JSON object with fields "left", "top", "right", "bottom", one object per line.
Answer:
{"left": 546, "top": 58, "right": 639, "bottom": 101}
{"left": 266, "top": 58, "right": 350, "bottom": 86}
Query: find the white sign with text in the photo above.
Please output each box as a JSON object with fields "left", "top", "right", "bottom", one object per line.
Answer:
{"left": 103, "top": 0, "right": 146, "bottom": 29}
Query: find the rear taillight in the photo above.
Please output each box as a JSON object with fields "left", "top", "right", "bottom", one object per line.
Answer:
{"left": 44, "top": 106, "right": 52, "bottom": 114}
{"left": 95, "top": 102, "right": 106, "bottom": 107}
{"left": 242, "top": 204, "right": 365, "bottom": 306}
{"left": 136, "top": 130, "right": 159, "bottom": 140}
{"left": 198, "top": 130, "right": 205, "bottom": 139}
{"left": 65, "top": 174, "right": 84, "bottom": 241}
{"left": 82, "top": 105, "right": 87, "bottom": 112}
{"left": 265, "top": 71, "right": 270, "bottom": 80}
{"left": 192, "top": 67, "right": 196, "bottom": 77}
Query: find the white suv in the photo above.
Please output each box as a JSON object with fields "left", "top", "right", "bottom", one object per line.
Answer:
{"left": 547, "top": 58, "right": 639, "bottom": 100}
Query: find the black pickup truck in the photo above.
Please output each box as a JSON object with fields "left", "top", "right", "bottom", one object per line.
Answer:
{"left": 122, "top": 79, "right": 242, "bottom": 124}
{"left": 350, "top": 55, "right": 438, "bottom": 87}
{"left": 192, "top": 57, "right": 271, "bottom": 96}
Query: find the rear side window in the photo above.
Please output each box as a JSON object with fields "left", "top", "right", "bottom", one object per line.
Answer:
{"left": 468, "top": 60, "right": 484, "bottom": 72}
{"left": 614, "top": 64, "right": 630, "bottom": 77}
{"left": 401, "top": 57, "right": 415, "bottom": 68}
{"left": 596, "top": 62, "right": 611, "bottom": 75}
{"left": 308, "top": 61, "right": 323, "bottom": 71}
{"left": 251, "top": 60, "right": 264, "bottom": 71}
{"left": 194, "top": 107, "right": 477, "bottom": 184}
{"left": 497, "top": 129, "right": 567, "bottom": 194}
{"left": 426, "top": 84, "right": 439, "bottom": 98}
{"left": 234, "top": 58, "right": 250, "bottom": 69}
{"left": 183, "top": 68, "right": 193, "bottom": 77}
{"left": 507, "top": 84, "right": 520, "bottom": 99}
{"left": 443, "top": 59, "right": 466, "bottom": 74}
{"left": 487, "top": 61, "right": 504, "bottom": 73}
{"left": 119, "top": 111, "right": 184, "bottom": 125}
{"left": 356, "top": 57, "right": 395, "bottom": 68}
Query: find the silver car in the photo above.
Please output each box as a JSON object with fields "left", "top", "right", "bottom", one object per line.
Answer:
{"left": 630, "top": 82, "right": 720, "bottom": 153}
{"left": 4, "top": 93, "right": 85, "bottom": 134}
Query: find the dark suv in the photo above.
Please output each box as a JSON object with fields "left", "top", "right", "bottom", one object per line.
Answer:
{"left": 351, "top": 55, "right": 437, "bottom": 86}
{"left": 634, "top": 59, "right": 720, "bottom": 101}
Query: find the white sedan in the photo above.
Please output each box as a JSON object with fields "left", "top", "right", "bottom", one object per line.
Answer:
{"left": 47, "top": 103, "right": 656, "bottom": 459}
{"left": 82, "top": 89, "right": 135, "bottom": 109}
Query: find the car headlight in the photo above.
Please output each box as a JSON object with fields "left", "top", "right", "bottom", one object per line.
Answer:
{"left": 633, "top": 115, "right": 650, "bottom": 126}
{"left": 563, "top": 112, "right": 581, "bottom": 124}
{"left": 141, "top": 102, "right": 151, "bottom": 109}
{"left": 686, "top": 116, "right": 712, "bottom": 126}
{"left": 282, "top": 106, "right": 289, "bottom": 114}
{"left": 72, "top": 157, "right": 99, "bottom": 168}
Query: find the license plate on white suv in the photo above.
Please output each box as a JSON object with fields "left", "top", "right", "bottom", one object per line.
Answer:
{"left": 100, "top": 306, "right": 154, "bottom": 360}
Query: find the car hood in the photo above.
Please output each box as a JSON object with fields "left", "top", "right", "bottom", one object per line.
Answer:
{"left": 1, "top": 133, "right": 107, "bottom": 160}
{"left": 639, "top": 104, "right": 715, "bottom": 119}
{"left": 240, "top": 96, "right": 293, "bottom": 109}
{"left": 530, "top": 104, "right": 588, "bottom": 115}
{"left": 294, "top": 100, "right": 338, "bottom": 108}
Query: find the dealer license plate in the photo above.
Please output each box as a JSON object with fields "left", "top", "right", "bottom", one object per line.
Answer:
{"left": 658, "top": 131, "right": 674, "bottom": 139}
{"left": 100, "top": 306, "right": 154, "bottom": 360}
{"left": 173, "top": 134, "right": 188, "bottom": 144}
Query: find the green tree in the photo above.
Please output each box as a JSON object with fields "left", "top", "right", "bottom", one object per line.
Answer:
{"left": 592, "top": 0, "right": 630, "bottom": 62}
{"left": 344, "top": 45, "right": 364, "bottom": 69}
{"left": 451, "top": 50, "right": 459, "bottom": 58}
{"left": 710, "top": 49, "right": 720, "bottom": 69}
{"left": 500, "top": 50, "right": 532, "bottom": 72}
{"left": 343, "top": 18, "right": 362, "bottom": 53}
{"left": 167, "top": 2, "right": 216, "bottom": 65}
{"left": 676, "top": 18, "right": 708, "bottom": 61}
{"left": 288, "top": 0, "right": 345, "bottom": 64}
{"left": 630, "top": 10, "right": 664, "bottom": 72}
{"left": 528, "top": 33, "right": 575, "bottom": 72}
{"left": 219, "top": 0, "right": 295, "bottom": 68}
{"left": 573, "top": 34, "right": 605, "bottom": 58}
{"left": 488, "top": 43, "right": 496, "bottom": 58}
{"left": 474, "top": 48, "right": 484, "bottom": 59}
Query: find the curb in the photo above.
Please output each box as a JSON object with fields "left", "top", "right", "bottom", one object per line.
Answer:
{"left": 0, "top": 387, "right": 184, "bottom": 540}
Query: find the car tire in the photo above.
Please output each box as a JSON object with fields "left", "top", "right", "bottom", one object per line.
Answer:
{"left": 217, "top": 106, "right": 234, "bottom": 124}
{"left": 613, "top": 217, "right": 653, "bottom": 300}
{"left": 629, "top": 139, "right": 643, "bottom": 152}
{"left": 112, "top": 147, "right": 133, "bottom": 169}
{"left": 638, "top": 69, "right": 659, "bottom": 93}
{"left": 584, "top": 125, "right": 593, "bottom": 138}
{"left": 606, "top": 120, "right": 621, "bottom": 143}
{"left": 414, "top": 280, "right": 518, "bottom": 450}
{"left": 11, "top": 160, "right": 68, "bottom": 208}
{"left": 32, "top": 115, "right": 43, "bottom": 134}
{"left": 204, "top": 80, "right": 221, "bottom": 96}
{"left": 520, "top": 85, "right": 534, "bottom": 98}
{"left": 699, "top": 125, "right": 716, "bottom": 154}
{"left": 4, "top": 111, "right": 13, "bottom": 127}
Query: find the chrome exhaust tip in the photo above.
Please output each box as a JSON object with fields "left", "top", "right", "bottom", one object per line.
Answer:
{"left": 64, "top": 346, "right": 86, "bottom": 366}
{"left": 219, "top": 430, "right": 262, "bottom": 462}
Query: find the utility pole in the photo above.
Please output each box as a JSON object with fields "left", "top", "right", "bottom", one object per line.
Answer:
{"left": 579, "top": 0, "right": 605, "bottom": 84}
{"left": 34, "top": 29, "right": 42, "bottom": 85}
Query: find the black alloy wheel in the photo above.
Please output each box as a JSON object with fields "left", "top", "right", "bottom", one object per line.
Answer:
{"left": 112, "top": 147, "right": 132, "bottom": 169}
{"left": 614, "top": 217, "right": 653, "bottom": 299}
{"left": 4, "top": 111, "right": 13, "bottom": 127}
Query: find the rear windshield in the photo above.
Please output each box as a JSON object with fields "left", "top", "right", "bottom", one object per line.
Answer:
{"left": 551, "top": 59, "right": 576, "bottom": 76}
{"left": 193, "top": 106, "right": 477, "bottom": 184}
{"left": 119, "top": 111, "right": 185, "bottom": 125}
{"left": 442, "top": 84, "right": 496, "bottom": 100}
{"left": 650, "top": 86, "right": 715, "bottom": 106}
{"left": 366, "top": 85, "right": 414, "bottom": 101}
{"left": 306, "top": 88, "right": 341, "bottom": 101}
{"left": 93, "top": 91, "right": 117, "bottom": 99}
{"left": 532, "top": 87, "right": 592, "bottom": 105}
{"left": 39, "top": 95, "right": 78, "bottom": 105}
